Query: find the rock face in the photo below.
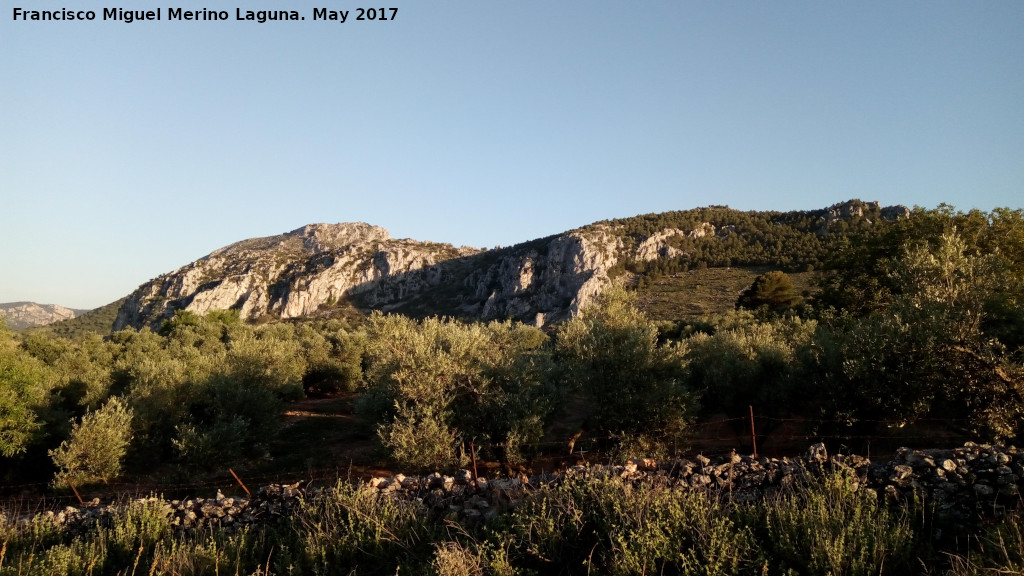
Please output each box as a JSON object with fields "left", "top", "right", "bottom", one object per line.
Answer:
{"left": 0, "top": 302, "right": 82, "bottom": 330}
{"left": 113, "top": 223, "right": 627, "bottom": 330}
{"left": 815, "top": 200, "right": 910, "bottom": 234}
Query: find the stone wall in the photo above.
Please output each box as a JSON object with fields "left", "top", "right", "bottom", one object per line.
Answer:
{"left": 9, "top": 442, "right": 1020, "bottom": 538}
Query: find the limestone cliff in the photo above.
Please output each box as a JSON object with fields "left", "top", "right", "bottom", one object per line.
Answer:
{"left": 113, "top": 222, "right": 633, "bottom": 330}
{"left": 0, "top": 302, "right": 82, "bottom": 330}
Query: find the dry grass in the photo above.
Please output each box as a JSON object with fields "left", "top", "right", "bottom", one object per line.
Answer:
{"left": 635, "top": 266, "right": 816, "bottom": 322}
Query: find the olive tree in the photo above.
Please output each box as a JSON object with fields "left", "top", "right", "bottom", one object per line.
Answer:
{"left": 362, "top": 313, "right": 553, "bottom": 471}
{"left": 50, "top": 397, "right": 134, "bottom": 486}
{"left": 556, "top": 287, "right": 694, "bottom": 458}
{"left": 0, "top": 321, "right": 51, "bottom": 457}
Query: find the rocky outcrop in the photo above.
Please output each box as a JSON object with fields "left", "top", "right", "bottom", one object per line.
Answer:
{"left": 634, "top": 229, "right": 686, "bottom": 262}
{"left": 472, "top": 225, "right": 624, "bottom": 321}
{"left": 815, "top": 200, "right": 911, "bottom": 234}
{"left": 0, "top": 302, "right": 82, "bottom": 330}
{"left": 113, "top": 223, "right": 628, "bottom": 330}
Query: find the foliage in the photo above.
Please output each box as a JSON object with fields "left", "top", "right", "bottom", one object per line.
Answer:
{"left": 0, "top": 321, "right": 51, "bottom": 458}
{"left": 810, "top": 231, "right": 1024, "bottom": 439}
{"left": 556, "top": 287, "right": 694, "bottom": 457}
{"left": 293, "top": 479, "right": 440, "bottom": 573}
{"left": 505, "top": 470, "right": 760, "bottom": 575}
{"left": 298, "top": 321, "right": 365, "bottom": 394}
{"left": 50, "top": 397, "right": 133, "bottom": 487}
{"left": 751, "top": 472, "right": 917, "bottom": 576}
{"left": 816, "top": 205, "right": 1024, "bottom": 320}
{"left": 736, "top": 270, "right": 802, "bottom": 311}
{"left": 363, "top": 314, "right": 554, "bottom": 471}
{"left": 684, "top": 311, "right": 817, "bottom": 417}
{"left": 0, "top": 496, "right": 275, "bottom": 576}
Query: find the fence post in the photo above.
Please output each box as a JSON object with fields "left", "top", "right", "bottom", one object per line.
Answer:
{"left": 469, "top": 441, "right": 479, "bottom": 491}
{"left": 68, "top": 480, "right": 85, "bottom": 506}
{"left": 749, "top": 405, "right": 758, "bottom": 458}
{"left": 229, "top": 468, "right": 251, "bottom": 497}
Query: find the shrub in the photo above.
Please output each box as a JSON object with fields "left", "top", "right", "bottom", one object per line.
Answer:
{"left": 0, "top": 335, "right": 50, "bottom": 457}
{"left": 504, "top": 470, "right": 759, "bottom": 575}
{"left": 736, "top": 270, "right": 802, "bottom": 311}
{"left": 50, "top": 397, "right": 134, "bottom": 487}
{"left": 751, "top": 471, "right": 917, "bottom": 576}
{"left": 293, "top": 479, "right": 439, "bottom": 573}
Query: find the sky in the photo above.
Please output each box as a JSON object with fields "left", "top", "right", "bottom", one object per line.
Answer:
{"left": 2, "top": 1, "right": 1023, "bottom": 309}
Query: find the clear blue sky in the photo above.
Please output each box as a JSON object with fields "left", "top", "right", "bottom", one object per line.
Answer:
{"left": 2, "top": 1, "right": 1022, "bottom": 309}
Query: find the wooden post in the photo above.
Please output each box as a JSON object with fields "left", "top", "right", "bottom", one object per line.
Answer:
{"left": 229, "top": 468, "right": 251, "bottom": 497}
{"left": 469, "top": 441, "right": 479, "bottom": 491}
{"left": 749, "top": 405, "right": 758, "bottom": 458}
{"left": 68, "top": 480, "right": 85, "bottom": 506}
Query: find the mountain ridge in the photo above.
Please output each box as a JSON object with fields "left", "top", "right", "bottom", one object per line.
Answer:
{"left": 0, "top": 301, "right": 87, "bottom": 330}
{"left": 112, "top": 200, "right": 910, "bottom": 331}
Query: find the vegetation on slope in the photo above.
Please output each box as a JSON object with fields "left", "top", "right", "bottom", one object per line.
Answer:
{"left": 0, "top": 204, "right": 1021, "bottom": 487}
{"left": 1, "top": 202, "right": 1023, "bottom": 573}
{"left": 25, "top": 298, "right": 125, "bottom": 340}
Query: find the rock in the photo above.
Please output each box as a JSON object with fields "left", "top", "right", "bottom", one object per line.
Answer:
{"left": 974, "top": 484, "right": 995, "bottom": 497}
{"left": 634, "top": 229, "right": 685, "bottom": 262}
{"left": 806, "top": 443, "right": 828, "bottom": 462}
{"left": 891, "top": 465, "right": 914, "bottom": 482}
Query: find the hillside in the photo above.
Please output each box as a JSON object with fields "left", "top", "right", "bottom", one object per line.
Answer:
{"left": 27, "top": 299, "right": 125, "bottom": 339}
{"left": 113, "top": 200, "right": 909, "bottom": 331}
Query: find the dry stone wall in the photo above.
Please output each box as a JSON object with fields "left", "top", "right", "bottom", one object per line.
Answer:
{"left": 9, "top": 442, "right": 1022, "bottom": 540}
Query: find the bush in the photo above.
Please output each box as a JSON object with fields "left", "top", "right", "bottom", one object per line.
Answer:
{"left": 505, "top": 470, "right": 759, "bottom": 575}
{"left": 50, "top": 397, "right": 133, "bottom": 487}
{"left": 751, "top": 471, "right": 917, "bottom": 576}
{"left": 294, "top": 479, "right": 439, "bottom": 573}
{"left": 0, "top": 329, "right": 50, "bottom": 457}
{"left": 736, "top": 270, "right": 802, "bottom": 311}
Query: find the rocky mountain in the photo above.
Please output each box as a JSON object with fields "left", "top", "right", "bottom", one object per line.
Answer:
{"left": 113, "top": 200, "right": 910, "bottom": 331}
{"left": 0, "top": 302, "right": 85, "bottom": 330}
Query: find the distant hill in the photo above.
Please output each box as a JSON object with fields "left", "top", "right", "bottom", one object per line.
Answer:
{"left": 30, "top": 298, "right": 126, "bottom": 339}
{"left": 0, "top": 301, "right": 86, "bottom": 330}
{"left": 111, "top": 200, "right": 910, "bottom": 331}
